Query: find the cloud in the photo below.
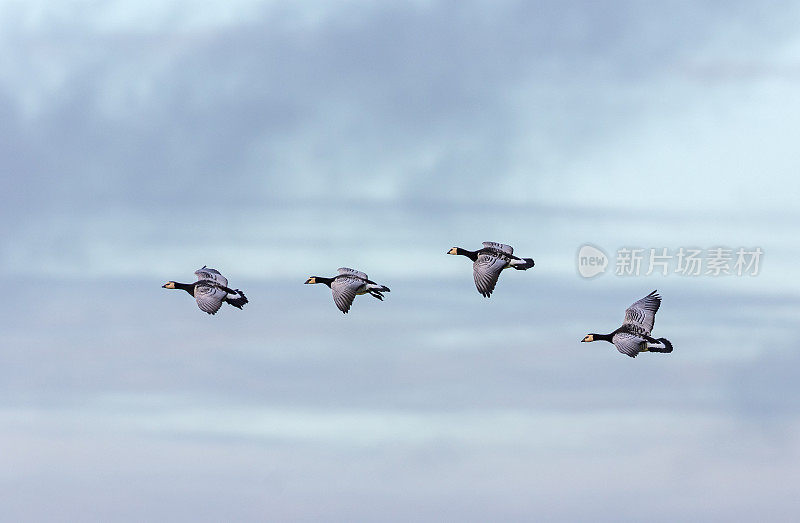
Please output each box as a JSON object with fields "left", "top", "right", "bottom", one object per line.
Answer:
{"left": 2, "top": 2, "right": 800, "bottom": 519}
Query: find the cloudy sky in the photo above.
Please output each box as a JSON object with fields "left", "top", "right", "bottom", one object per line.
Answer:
{"left": 2, "top": 1, "right": 800, "bottom": 521}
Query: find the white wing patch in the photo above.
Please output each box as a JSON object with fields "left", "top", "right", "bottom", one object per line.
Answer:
{"left": 482, "top": 242, "right": 514, "bottom": 255}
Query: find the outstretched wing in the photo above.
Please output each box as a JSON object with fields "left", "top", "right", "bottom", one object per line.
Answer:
{"left": 473, "top": 254, "right": 508, "bottom": 298}
{"left": 194, "top": 282, "right": 227, "bottom": 315}
{"left": 331, "top": 276, "right": 365, "bottom": 313}
{"left": 195, "top": 266, "right": 228, "bottom": 287}
{"left": 623, "top": 290, "right": 661, "bottom": 335}
{"left": 337, "top": 267, "right": 369, "bottom": 280}
{"left": 482, "top": 242, "right": 514, "bottom": 255}
{"left": 612, "top": 332, "right": 645, "bottom": 358}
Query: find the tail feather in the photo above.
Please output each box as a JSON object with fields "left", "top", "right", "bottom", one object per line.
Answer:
{"left": 225, "top": 289, "right": 249, "bottom": 309}
{"left": 647, "top": 337, "right": 673, "bottom": 353}
{"left": 512, "top": 258, "right": 535, "bottom": 270}
{"left": 368, "top": 284, "right": 389, "bottom": 301}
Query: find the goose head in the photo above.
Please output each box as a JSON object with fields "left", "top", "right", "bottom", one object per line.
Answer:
{"left": 162, "top": 281, "right": 177, "bottom": 289}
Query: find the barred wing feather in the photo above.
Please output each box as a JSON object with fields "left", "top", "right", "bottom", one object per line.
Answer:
{"left": 337, "top": 267, "right": 369, "bottom": 280}
{"left": 331, "top": 276, "right": 365, "bottom": 313}
{"left": 482, "top": 242, "right": 514, "bottom": 255}
{"left": 612, "top": 332, "right": 645, "bottom": 358}
{"left": 195, "top": 266, "right": 229, "bottom": 287}
{"left": 473, "top": 254, "right": 508, "bottom": 297}
{"left": 623, "top": 290, "right": 661, "bottom": 335}
{"left": 194, "top": 282, "right": 227, "bottom": 315}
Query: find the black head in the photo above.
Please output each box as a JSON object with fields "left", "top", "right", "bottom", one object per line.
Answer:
{"left": 162, "top": 281, "right": 177, "bottom": 289}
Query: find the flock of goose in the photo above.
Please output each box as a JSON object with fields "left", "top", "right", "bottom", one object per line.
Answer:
{"left": 162, "top": 241, "right": 673, "bottom": 358}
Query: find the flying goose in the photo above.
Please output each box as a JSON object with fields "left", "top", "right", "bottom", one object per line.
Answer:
{"left": 162, "top": 266, "right": 249, "bottom": 315}
{"left": 304, "top": 268, "right": 390, "bottom": 314}
{"left": 581, "top": 290, "right": 673, "bottom": 358}
{"left": 447, "top": 241, "right": 535, "bottom": 297}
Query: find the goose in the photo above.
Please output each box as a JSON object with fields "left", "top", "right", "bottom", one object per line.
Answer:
{"left": 304, "top": 268, "right": 390, "bottom": 314}
{"left": 581, "top": 290, "right": 673, "bottom": 358}
{"left": 162, "top": 266, "right": 248, "bottom": 315}
{"left": 447, "top": 241, "right": 535, "bottom": 297}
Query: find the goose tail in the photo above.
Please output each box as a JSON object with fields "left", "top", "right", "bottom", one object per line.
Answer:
{"left": 511, "top": 258, "right": 535, "bottom": 270}
{"left": 225, "top": 289, "right": 249, "bottom": 309}
{"left": 367, "top": 284, "right": 389, "bottom": 301}
{"left": 647, "top": 337, "right": 673, "bottom": 353}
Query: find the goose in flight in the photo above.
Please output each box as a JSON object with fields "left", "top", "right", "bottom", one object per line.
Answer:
{"left": 162, "top": 266, "right": 249, "bottom": 315}
{"left": 304, "top": 268, "right": 390, "bottom": 314}
{"left": 447, "top": 241, "right": 535, "bottom": 297}
{"left": 581, "top": 290, "right": 673, "bottom": 358}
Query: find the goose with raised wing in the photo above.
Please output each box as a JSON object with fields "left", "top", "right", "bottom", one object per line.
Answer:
{"left": 162, "top": 266, "right": 249, "bottom": 315}
{"left": 447, "top": 241, "right": 535, "bottom": 297}
{"left": 304, "top": 268, "right": 390, "bottom": 314}
{"left": 581, "top": 290, "right": 673, "bottom": 358}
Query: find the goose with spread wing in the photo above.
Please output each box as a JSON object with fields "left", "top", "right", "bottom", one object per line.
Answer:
{"left": 581, "top": 290, "right": 673, "bottom": 357}
{"left": 304, "top": 268, "right": 390, "bottom": 314}
{"left": 162, "top": 266, "right": 249, "bottom": 315}
{"left": 447, "top": 241, "right": 535, "bottom": 297}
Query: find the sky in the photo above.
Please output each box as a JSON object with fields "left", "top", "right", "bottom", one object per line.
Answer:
{"left": 1, "top": 1, "right": 800, "bottom": 521}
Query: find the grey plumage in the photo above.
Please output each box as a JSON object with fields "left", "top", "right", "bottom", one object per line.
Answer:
{"left": 623, "top": 290, "right": 661, "bottom": 336}
{"left": 193, "top": 266, "right": 248, "bottom": 315}
{"left": 450, "top": 241, "right": 535, "bottom": 298}
{"left": 163, "top": 266, "right": 248, "bottom": 315}
{"left": 473, "top": 253, "right": 510, "bottom": 298}
{"left": 308, "top": 268, "right": 390, "bottom": 314}
{"left": 583, "top": 290, "right": 672, "bottom": 358}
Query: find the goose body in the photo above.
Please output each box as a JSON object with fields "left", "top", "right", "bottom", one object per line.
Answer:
{"left": 305, "top": 268, "right": 390, "bottom": 314}
{"left": 448, "top": 242, "right": 535, "bottom": 297}
{"left": 162, "top": 266, "right": 249, "bottom": 315}
{"left": 582, "top": 290, "right": 673, "bottom": 358}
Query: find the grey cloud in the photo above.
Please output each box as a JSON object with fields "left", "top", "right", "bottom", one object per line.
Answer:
{"left": 4, "top": 0, "right": 799, "bottom": 216}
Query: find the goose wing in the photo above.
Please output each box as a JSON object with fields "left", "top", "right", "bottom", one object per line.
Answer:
{"left": 195, "top": 266, "right": 229, "bottom": 287}
{"left": 331, "top": 276, "right": 365, "bottom": 313}
{"left": 612, "top": 332, "right": 645, "bottom": 358}
{"left": 623, "top": 290, "right": 661, "bottom": 335}
{"left": 473, "top": 253, "right": 508, "bottom": 297}
{"left": 337, "top": 267, "right": 369, "bottom": 280}
{"left": 194, "top": 282, "right": 227, "bottom": 315}
{"left": 482, "top": 242, "right": 514, "bottom": 255}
